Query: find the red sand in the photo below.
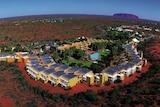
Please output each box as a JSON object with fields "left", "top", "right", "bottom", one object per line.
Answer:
{"left": 0, "top": 67, "right": 54, "bottom": 107}
{"left": 0, "top": 94, "right": 14, "bottom": 107}
{"left": 146, "top": 36, "right": 160, "bottom": 60}
{"left": 18, "top": 62, "right": 151, "bottom": 96}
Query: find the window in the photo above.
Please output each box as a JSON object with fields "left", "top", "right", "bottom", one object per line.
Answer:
{"left": 50, "top": 76, "right": 56, "bottom": 81}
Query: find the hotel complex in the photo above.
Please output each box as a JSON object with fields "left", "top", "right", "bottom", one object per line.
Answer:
{"left": 0, "top": 41, "right": 147, "bottom": 89}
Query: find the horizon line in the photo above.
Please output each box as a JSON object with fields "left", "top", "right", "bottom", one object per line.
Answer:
{"left": 0, "top": 13, "right": 159, "bottom": 23}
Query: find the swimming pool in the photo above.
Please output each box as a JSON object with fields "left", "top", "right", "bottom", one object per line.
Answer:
{"left": 90, "top": 53, "right": 100, "bottom": 60}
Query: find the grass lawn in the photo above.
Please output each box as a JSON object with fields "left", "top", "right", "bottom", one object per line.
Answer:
{"left": 62, "top": 59, "right": 92, "bottom": 68}
{"left": 98, "top": 49, "right": 111, "bottom": 60}
{"left": 99, "top": 49, "right": 110, "bottom": 56}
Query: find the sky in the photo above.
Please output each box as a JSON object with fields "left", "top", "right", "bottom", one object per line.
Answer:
{"left": 0, "top": 0, "right": 159, "bottom": 21}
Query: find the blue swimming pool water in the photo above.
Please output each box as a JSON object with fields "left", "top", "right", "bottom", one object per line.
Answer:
{"left": 90, "top": 53, "right": 100, "bottom": 60}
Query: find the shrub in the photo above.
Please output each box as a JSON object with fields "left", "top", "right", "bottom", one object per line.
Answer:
{"left": 114, "top": 79, "right": 122, "bottom": 83}
{"left": 105, "top": 81, "right": 110, "bottom": 86}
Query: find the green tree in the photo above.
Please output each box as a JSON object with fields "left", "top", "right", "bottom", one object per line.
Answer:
{"left": 84, "top": 90, "right": 98, "bottom": 102}
{"left": 90, "top": 63, "right": 103, "bottom": 73}
{"left": 89, "top": 42, "right": 107, "bottom": 51}
{"left": 52, "top": 52, "right": 59, "bottom": 62}
{"left": 73, "top": 48, "right": 86, "bottom": 60}
{"left": 111, "top": 46, "right": 118, "bottom": 56}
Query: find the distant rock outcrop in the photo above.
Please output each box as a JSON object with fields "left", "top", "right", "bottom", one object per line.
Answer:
{"left": 113, "top": 13, "right": 139, "bottom": 19}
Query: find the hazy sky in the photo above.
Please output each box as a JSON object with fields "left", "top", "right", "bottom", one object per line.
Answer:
{"left": 0, "top": 0, "right": 159, "bottom": 21}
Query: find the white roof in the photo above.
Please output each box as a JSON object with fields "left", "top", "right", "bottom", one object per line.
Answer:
{"left": 85, "top": 73, "right": 94, "bottom": 78}
{"left": 132, "top": 38, "right": 140, "bottom": 43}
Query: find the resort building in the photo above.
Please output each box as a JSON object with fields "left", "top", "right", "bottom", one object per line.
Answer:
{"left": 6, "top": 54, "right": 15, "bottom": 63}
{"left": 0, "top": 54, "right": 8, "bottom": 61}
{"left": 40, "top": 68, "right": 55, "bottom": 83}
{"left": 26, "top": 58, "right": 40, "bottom": 67}
{"left": 39, "top": 55, "right": 55, "bottom": 67}
{"left": 103, "top": 44, "right": 144, "bottom": 82}
{"left": 123, "top": 62, "right": 135, "bottom": 77}
{"left": 26, "top": 54, "right": 55, "bottom": 68}
{"left": 26, "top": 65, "right": 46, "bottom": 80}
{"left": 57, "top": 37, "right": 108, "bottom": 51}
{"left": 74, "top": 68, "right": 94, "bottom": 85}
{"left": 105, "top": 67, "right": 119, "bottom": 82}
{"left": 95, "top": 73, "right": 108, "bottom": 84}
{"left": 59, "top": 73, "right": 79, "bottom": 89}
{"left": 66, "top": 66, "right": 81, "bottom": 73}
{"left": 48, "top": 71, "right": 65, "bottom": 86}
{"left": 50, "top": 63, "right": 64, "bottom": 71}
{"left": 22, "top": 55, "right": 30, "bottom": 64}
{"left": 56, "top": 64, "right": 70, "bottom": 71}
{"left": 85, "top": 73, "right": 95, "bottom": 85}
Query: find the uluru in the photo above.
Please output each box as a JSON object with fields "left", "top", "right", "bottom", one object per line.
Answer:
{"left": 113, "top": 13, "right": 139, "bottom": 19}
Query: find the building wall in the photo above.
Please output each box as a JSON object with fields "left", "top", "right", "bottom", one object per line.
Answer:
{"left": 100, "top": 74, "right": 108, "bottom": 84}
{"left": 68, "top": 77, "right": 79, "bottom": 88}
{"left": 121, "top": 75, "right": 125, "bottom": 80}
{"left": 136, "top": 65, "right": 142, "bottom": 72}
{"left": 17, "top": 57, "right": 22, "bottom": 62}
{"left": 112, "top": 75, "right": 117, "bottom": 82}
{"left": 125, "top": 68, "right": 132, "bottom": 77}
{"left": 36, "top": 72, "right": 42, "bottom": 80}
{"left": 56, "top": 77, "right": 61, "bottom": 86}
{"left": 49, "top": 75, "right": 60, "bottom": 86}
{"left": 44, "top": 75, "right": 51, "bottom": 83}
{"left": 0, "top": 57, "right": 6, "bottom": 61}
{"left": 22, "top": 57, "right": 29, "bottom": 63}
{"left": 131, "top": 66, "right": 137, "bottom": 74}
{"left": 143, "top": 59, "right": 147, "bottom": 67}
{"left": 108, "top": 74, "right": 117, "bottom": 82}
{"left": 40, "top": 73, "right": 47, "bottom": 82}
{"left": 117, "top": 74, "right": 125, "bottom": 80}
{"left": 26, "top": 67, "right": 38, "bottom": 79}
{"left": 86, "top": 76, "right": 94, "bottom": 85}
{"left": 6, "top": 57, "right": 14, "bottom": 63}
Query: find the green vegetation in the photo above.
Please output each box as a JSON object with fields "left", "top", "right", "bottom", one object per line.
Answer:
{"left": 114, "top": 79, "right": 122, "bottom": 83}
{"left": 60, "top": 47, "right": 86, "bottom": 60}
{"left": 99, "top": 49, "right": 110, "bottom": 56}
{"left": 62, "top": 59, "right": 92, "bottom": 68}
{"left": 105, "top": 81, "right": 111, "bottom": 86}
{"left": 90, "top": 63, "right": 103, "bottom": 73}
{"left": 89, "top": 42, "right": 107, "bottom": 51}
{"left": 84, "top": 90, "right": 98, "bottom": 102}
{"left": 99, "top": 54, "right": 113, "bottom": 67}
{"left": 96, "top": 30, "right": 131, "bottom": 42}
{"left": 0, "top": 45, "right": 13, "bottom": 52}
